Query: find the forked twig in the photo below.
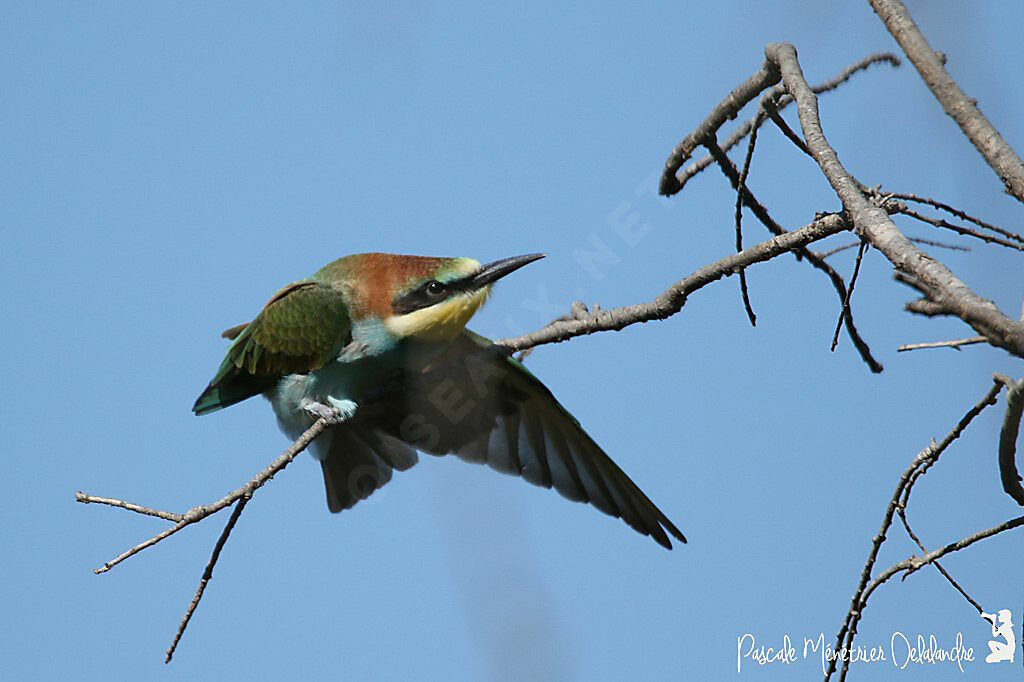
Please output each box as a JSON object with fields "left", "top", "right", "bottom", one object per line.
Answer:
{"left": 895, "top": 205, "right": 1024, "bottom": 252}
{"left": 828, "top": 378, "right": 1004, "bottom": 681}
{"left": 895, "top": 507, "right": 984, "bottom": 614}
{"left": 667, "top": 53, "right": 900, "bottom": 192}
{"left": 79, "top": 416, "right": 338, "bottom": 661}
{"left": 852, "top": 516, "right": 1024, "bottom": 651}
{"left": 77, "top": 416, "right": 335, "bottom": 573}
{"left": 884, "top": 191, "right": 1024, "bottom": 245}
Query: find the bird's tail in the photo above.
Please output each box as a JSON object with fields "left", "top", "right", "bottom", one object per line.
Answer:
{"left": 319, "top": 425, "right": 419, "bottom": 512}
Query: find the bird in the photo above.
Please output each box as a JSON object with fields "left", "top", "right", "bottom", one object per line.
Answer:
{"left": 193, "top": 252, "right": 685, "bottom": 548}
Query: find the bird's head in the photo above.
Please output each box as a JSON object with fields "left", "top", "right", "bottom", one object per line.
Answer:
{"left": 327, "top": 252, "right": 545, "bottom": 342}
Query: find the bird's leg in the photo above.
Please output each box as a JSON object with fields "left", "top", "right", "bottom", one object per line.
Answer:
{"left": 300, "top": 397, "right": 357, "bottom": 425}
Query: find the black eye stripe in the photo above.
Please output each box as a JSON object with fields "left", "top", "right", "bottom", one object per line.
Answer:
{"left": 392, "top": 278, "right": 466, "bottom": 315}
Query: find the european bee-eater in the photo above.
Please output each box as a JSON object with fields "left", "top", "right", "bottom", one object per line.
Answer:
{"left": 193, "top": 253, "right": 685, "bottom": 548}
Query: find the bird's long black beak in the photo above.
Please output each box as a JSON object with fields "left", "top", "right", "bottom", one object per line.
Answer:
{"left": 467, "top": 253, "right": 546, "bottom": 289}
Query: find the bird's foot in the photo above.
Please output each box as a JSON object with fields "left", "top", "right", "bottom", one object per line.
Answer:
{"left": 301, "top": 398, "right": 357, "bottom": 425}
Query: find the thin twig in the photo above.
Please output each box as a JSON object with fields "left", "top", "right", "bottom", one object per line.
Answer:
{"left": 895, "top": 507, "right": 984, "bottom": 614}
{"left": 702, "top": 138, "right": 883, "bottom": 372}
{"left": 907, "top": 236, "right": 971, "bottom": 252}
{"left": 856, "top": 515, "right": 1024, "bottom": 623}
{"left": 830, "top": 240, "right": 867, "bottom": 351}
{"left": 994, "top": 373, "right": 1024, "bottom": 505}
{"left": 79, "top": 416, "right": 335, "bottom": 573}
{"left": 884, "top": 192, "right": 1024, "bottom": 245}
{"left": 828, "top": 378, "right": 1003, "bottom": 681}
{"left": 815, "top": 241, "right": 864, "bottom": 260}
{"left": 895, "top": 205, "right": 1024, "bottom": 252}
{"left": 816, "top": 236, "right": 968, "bottom": 260}
{"left": 75, "top": 493, "right": 183, "bottom": 522}
{"left": 896, "top": 336, "right": 986, "bottom": 352}
{"left": 166, "top": 490, "right": 253, "bottom": 664}
{"left": 766, "top": 107, "right": 813, "bottom": 158}
{"left": 733, "top": 116, "right": 764, "bottom": 326}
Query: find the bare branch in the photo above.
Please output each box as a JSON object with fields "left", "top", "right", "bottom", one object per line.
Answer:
{"left": 827, "top": 378, "right": 1003, "bottom": 681}
{"left": 834, "top": 514, "right": 1024, "bottom": 682}
{"left": 670, "top": 53, "right": 900, "bottom": 192}
{"left": 816, "top": 236, "right": 968, "bottom": 260}
{"left": 497, "top": 213, "right": 852, "bottom": 351}
{"left": 75, "top": 493, "right": 183, "bottom": 522}
{"left": 884, "top": 191, "right": 1024, "bottom": 245}
{"left": 78, "top": 416, "right": 335, "bottom": 573}
{"left": 702, "top": 138, "right": 883, "bottom": 371}
{"left": 896, "top": 336, "right": 986, "bottom": 352}
{"left": 660, "top": 58, "right": 780, "bottom": 196}
{"left": 994, "top": 373, "right": 1024, "bottom": 505}
{"left": 733, "top": 110, "right": 766, "bottom": 327}
{"left": 857, "top": 514, "right": 1024, "bottom": 624}
{"left": 830, "top": 240, "right": 867, "bottom": 351}
{"left": 905, "top": 236, "right": 971, "bottom": 252}
{"left": 896, "top": 507, "right": 985, "bottom": 614}
{"left": 765, "top": 42, "right": 1024, "bottom": 359}
{"left": 869, "top": 0, "right": 1024, "bottom": 202}
{"left": 765, "top": 106, "right": 812, "bottom": 158}
{"left": 894, "top": 204, "right": 1024, "bottom": 252}
{"left": 807, "top": 52, "right": 901, "bottom": 95}
{"left": 166, "top": 490, "right": 253, "bottom": 664}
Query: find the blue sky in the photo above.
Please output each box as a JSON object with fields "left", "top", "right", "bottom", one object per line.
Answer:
{"left": 3, "top": 2, "right": 1023, "bottom": 680}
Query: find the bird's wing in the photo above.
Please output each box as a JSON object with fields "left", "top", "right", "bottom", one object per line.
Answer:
{"left": 343, "top": 330, "right": 685, "bottom": 548}
{"left": 193, "top": 281, "right": 352, "bottom": 415}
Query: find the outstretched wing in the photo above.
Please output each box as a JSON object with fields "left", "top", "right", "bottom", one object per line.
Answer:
{"left": 333, "top": 331, "right": 685, "bottom": 548}
{"left": 193, "top": 281, "right": 352, "bottom": 415}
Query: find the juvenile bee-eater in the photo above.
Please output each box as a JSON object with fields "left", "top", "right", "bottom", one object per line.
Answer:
{"left": 193, "top": 253, "right": 685, "bottom": 548}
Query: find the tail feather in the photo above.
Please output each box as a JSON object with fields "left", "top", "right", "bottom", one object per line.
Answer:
{"left": 320, "top": 426, "right": 419, "bottom": 512}
{"left": 192, "top": 371, "right": 276, "bottom": 415}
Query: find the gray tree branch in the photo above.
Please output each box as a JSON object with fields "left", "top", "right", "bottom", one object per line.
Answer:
{"left": 667, "top": 53, "right": 900, "bottom": 194}
{"left": 869, "top": 0, "right": 1024, "bottom": 202}
{"left": 828, "top": 378, "right": 1005, "bottom": 681}
{"left": 994, "top": 374, "right": 1024, "bottom": 505}
{"left": 497, "top": 212, "right": 851, "bottom": 351}
{"left": 765, "top": 42, "right": 1024, "bottom": 359}
{"left": 76, "top": 415, "right": 334, "bottom": 574}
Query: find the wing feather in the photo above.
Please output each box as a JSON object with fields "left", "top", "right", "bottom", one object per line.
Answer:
{"left": 360, "top": 331, "right": 686, "bottom": 548}
{"left": 193, "top": 281, "right": 351, "bottom": 415}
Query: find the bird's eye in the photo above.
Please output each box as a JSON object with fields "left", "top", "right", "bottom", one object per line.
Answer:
{"left": 425, "top": 280, "right": 446, "bottom": 297}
